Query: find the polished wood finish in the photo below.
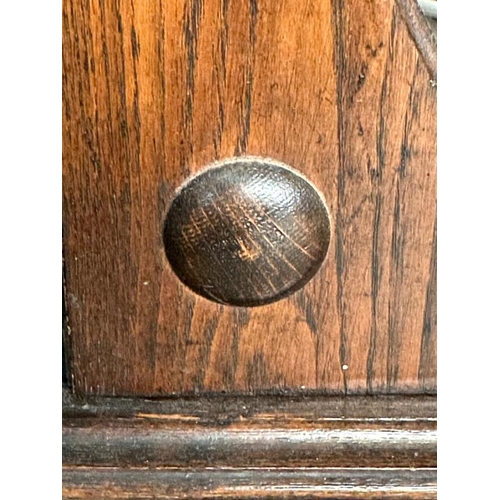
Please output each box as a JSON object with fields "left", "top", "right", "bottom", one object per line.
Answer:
{"left": 62, "top": 388, "right": 437, "bottom": 419}
{"left": 63, "top": 0, "right": 436, "bottom": 396}
{"left": 63, "top": 467, "right": 437, "bottom": 499}
{"left": 63, "top": 391, "right": 436, "bottom": 498}
{"left": 63, "top": 390, "right": 436, "bottom": 468}
{"left": 163, "top": 157, "right": 331, "bottom": 306}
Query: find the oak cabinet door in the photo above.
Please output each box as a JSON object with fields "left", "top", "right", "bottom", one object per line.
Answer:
{"left": 63, "top": 0, "right": 436, "bottom": 398}
{"left": 62, "top": 1, "right": 437, "bottom": 498}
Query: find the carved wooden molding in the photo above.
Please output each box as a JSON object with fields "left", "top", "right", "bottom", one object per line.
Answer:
{"left": 63, "top": 389, "right": 437, "bottom": 498}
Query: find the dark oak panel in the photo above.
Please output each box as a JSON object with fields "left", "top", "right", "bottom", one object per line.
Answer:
{"left": 63, "top": 0, "right": 436, "bottom": 395}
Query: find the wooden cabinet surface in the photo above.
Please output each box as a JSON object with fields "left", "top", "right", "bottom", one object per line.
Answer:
{"left": 62, "top": 0, "right": 437, "bottom": 497}
{"left": 63, "top": 0, "right": 436, "bottom": 397}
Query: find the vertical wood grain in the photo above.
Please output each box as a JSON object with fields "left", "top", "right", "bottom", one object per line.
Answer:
{"left": 63, "top": 0, "right": 436, "bottom": 395}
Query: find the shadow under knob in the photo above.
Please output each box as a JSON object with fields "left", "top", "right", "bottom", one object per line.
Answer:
{"left": 163, "top": 157, "right": 330, "bottom": 307}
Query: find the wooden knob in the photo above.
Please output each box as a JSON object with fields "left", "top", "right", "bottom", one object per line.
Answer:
{"left": 163, "top": 157, "right": 330, "bottom": 306}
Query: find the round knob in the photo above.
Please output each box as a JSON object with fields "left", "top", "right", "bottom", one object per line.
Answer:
{"left": 163, "top": 157, "right": 330, "bottom": 307}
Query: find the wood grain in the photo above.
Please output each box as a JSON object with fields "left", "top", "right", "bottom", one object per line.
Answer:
{"left": 63, "top": 391, "right": 436, "bottom": 498}
{"left": 62, "top": 387, "right": 437, "bottom": 420}
{"left": 63, "top": 467, "right": 437, "bottom": 499}
{"left": 396, "top": 0, "right": 437, "bottom": 82}
{"left": 163, "top": 157, "right": 331, "bottom": 306}
{"left": 63, "top": 0, "right": 436, "bottom": 395}
{"left": 63, "top": 390, "right": 436, "bottom": 468}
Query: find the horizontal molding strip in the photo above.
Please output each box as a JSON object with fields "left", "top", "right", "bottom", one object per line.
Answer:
{"left": 63, "top": 390, "right": 436, "bottom": 469}
{"left": 63, "top": 467, "right": 437, "bottom": 499}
